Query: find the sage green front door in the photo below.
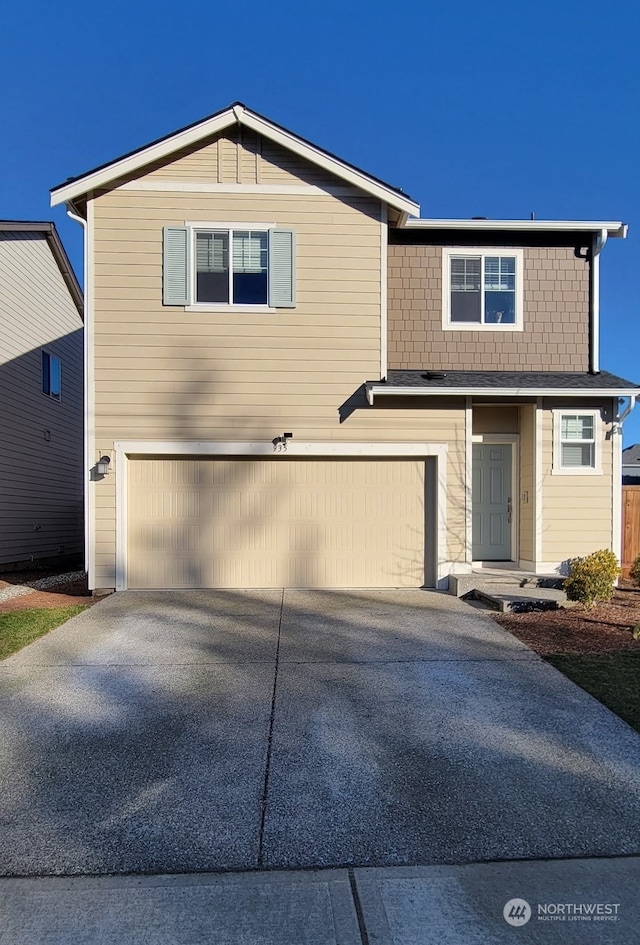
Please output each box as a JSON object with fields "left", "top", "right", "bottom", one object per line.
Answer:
{"left": 472, "top": 444, "right": 512, "bottom": 561}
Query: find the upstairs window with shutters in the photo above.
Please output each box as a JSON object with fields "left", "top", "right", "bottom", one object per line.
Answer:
{"left": 553, "top": 410, "right": 601, "bottom": 475}
{"left": 442, "top": 248, "right": 523, "bottom": 330}
{"left": 163, "top": 225, "right": 295, "bottom": 308}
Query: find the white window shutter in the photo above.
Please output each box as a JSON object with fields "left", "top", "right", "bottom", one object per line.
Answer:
{"left": 163, "top": 226, "right": 189, "bottom": 305}
{"left": 268, "top": 229, "right": 296, "bottom": 307}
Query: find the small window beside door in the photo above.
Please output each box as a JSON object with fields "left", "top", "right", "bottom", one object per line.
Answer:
{"left": 553, "top": 410, "right": 601, "bottom": 474}
{"left": 42, "top": 351, "right": 61, "bottom": 401}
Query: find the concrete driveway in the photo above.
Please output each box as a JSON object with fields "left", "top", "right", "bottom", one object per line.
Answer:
{"left": 0, "top": 589, "right": 639, "bottom": 876}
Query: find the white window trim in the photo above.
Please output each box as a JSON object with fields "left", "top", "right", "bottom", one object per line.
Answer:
{"left": 185, "top": 221, "right": 277, "bottom": 310}
{"left": 552, "top": 409, "right": 602, "bottom": 475}
{"left": 113, "top": 440, "right": 449, "bottom": 592}
{"left": 442, "top": 247, "right": 524, "bottom": 331}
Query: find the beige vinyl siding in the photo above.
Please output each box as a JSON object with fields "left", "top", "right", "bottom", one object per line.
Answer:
{"left": 138, "top": 130, "right": 343, "bottom": 189}
{"left": 128, "top": 458, "right": 428, "bottom": 588}
{"left": 519, "top": 405, "right": 535, "bottom": 563}
{"left": 91, "top": 162, "right": 466, "bottom": 588}
{"left": 472, "top": 406, "right": 519, "bottom": 435}
{"left": 540, "top": 402, "right": 613, "bottom": 563}
{"left": 0, "top": 232, "right": 83, "bottom": 565}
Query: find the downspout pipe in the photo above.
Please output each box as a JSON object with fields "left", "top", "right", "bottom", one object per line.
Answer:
{"left": 590, "top": 228, "right": 608, "bottom": 374}
{"left": 615, "top": 394, "right": 637, "bottom": 432}
{"left": 65, "top": 202, "right": 90, "bottom": 577}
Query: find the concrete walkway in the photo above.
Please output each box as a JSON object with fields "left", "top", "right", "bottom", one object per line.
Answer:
{"left": 1, "top": 589, "right": 639, "bottom": 877}
{"left": 1, "top": 856, "right": 638, "bottom": 944}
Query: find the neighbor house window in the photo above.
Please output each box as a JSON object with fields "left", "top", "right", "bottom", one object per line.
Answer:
{"left": 443, "top": 248, "right": 523, "bottom": 330}
{"left": 162, "top": 225, "right": 296, "bottom": 309}
{"left": 553, "top": 411, "right": 601, "bottom": 474}
{"left": 41, "top": 351, "right": 61, "bottom": 401}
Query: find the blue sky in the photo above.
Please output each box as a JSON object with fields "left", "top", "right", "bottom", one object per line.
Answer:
{"left": 2, "top": 0, "right": 639, "bottom": 443}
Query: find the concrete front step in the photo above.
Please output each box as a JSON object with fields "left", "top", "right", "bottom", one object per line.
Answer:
{"left": 465, "top": 584, "right": 571, "bottom": 613}
{"left": 449, "top": 572, "right": 565, "bottom": 598}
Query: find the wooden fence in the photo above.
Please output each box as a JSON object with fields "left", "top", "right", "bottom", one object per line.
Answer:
{"left": 622, "top": 485, "right": 640, "bottom": 577}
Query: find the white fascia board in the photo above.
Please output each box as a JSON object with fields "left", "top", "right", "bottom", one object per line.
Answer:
{"left": 114, "top": 440, "right": 447, "bottom": 458}
{"left": 403, "top": 219, "right": 628, "bottom": 238}
{"left": 51, "top": 104, "right": 420, "bottom": 217}
{"left": 366, "top": 385, "right": 640, "bottom": 403}
{"left": 51, "top": 109, "right": 237, "bottom": 206}
{"left": 237, "top": 109, "right": 419, "bottom": 217}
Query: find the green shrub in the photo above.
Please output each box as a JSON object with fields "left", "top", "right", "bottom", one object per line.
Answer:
{"left": 629, "top": 555, "right": 640, "bottom": 588}
{"left": 564, "top": 549, "right": 621, "bottom": 608}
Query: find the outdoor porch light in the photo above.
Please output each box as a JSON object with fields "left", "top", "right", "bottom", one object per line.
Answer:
{"left": 97, "top": 455, "right": 111, "bottom": 475}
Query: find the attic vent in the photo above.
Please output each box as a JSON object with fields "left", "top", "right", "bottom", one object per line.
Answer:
{"left": 421, "top": 372, "right": 447, "bottom": 380}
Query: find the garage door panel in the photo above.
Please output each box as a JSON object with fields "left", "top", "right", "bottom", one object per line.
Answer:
{"left": 128, "top": 458, "right": 428, "bottom": 589}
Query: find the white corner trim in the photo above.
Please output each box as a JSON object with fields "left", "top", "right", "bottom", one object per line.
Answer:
{"left": 441, "top": 247, "right": 524, "bottom": 331}
{"left": 534, "top": 399, "right": 543, "bottom": 568}
{"left": 380, "top": 204, "right": 388, "bottom": 380}
{"left": 115, "top": 446, "right": 128, "bottom": 592}
{"left": 591, "top": 233, "right": 600, "bottom": 373}
{"left": 612, "top": 403, "right": 622, "bottom": 563}
{"left": 113, "top": 441, "right": 449, "bottom": 591}
{"left": 465, "top": 398, "right": 473, "bottom": 564}
{"left": 66, "top": 202, "right": 93, "bottom": 587}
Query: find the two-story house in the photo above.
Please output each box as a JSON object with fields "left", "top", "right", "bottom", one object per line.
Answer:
{"left": 0, "top": 221, "right": 84, "bottom": 569}
{"left": 50, "top": 103, "right": 639, "bottom": 592}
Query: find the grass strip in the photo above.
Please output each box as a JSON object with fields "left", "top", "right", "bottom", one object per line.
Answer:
{"left": 546, "top": 651, "right": 640, "bottom": 733}
{"left": 0, "top": 606, "right": 85, "bottom": 660}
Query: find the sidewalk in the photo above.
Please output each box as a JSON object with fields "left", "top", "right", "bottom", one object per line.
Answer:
{"left": 1, "top": 856, "right": 638, "bottom": 944}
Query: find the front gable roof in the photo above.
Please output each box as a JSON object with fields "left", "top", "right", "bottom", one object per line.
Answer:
{"left": 50, "top": 102, "right": 420, "bottom": 217}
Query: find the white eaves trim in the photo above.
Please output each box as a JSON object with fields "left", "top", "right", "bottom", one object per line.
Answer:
{"left": 403, "top": 218, "right": 628, "bottom": 238}
{"left": 114, "top": 440, "right": 447, "bottom": 457}
{"left": 366, "top": 385, "right": 640, "bottom": 404}
{"left": 50, "top": 104, "right": 420, "bottom": 217}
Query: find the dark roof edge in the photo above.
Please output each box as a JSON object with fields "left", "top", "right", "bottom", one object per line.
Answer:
{"left": 50, "top": 102, "right": 414, "bottom": 204}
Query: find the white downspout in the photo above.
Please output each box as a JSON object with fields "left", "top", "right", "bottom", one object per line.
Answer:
{"left": 616, "top": 394, "right": 637, "bottom": 431}
{"left": 65, "top": 203, "right": 91, "bottom": 581}
{"left": 590, "top": 228, "right": 608, "bottom": 374}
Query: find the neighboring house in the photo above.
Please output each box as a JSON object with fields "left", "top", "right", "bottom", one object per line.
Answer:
{"left": 0, "top": 222, "right": 83, "bottom": 568}
{"left": 50, "top": 103, "right": 639, "bottom": 592}
{"left": 623, "top": 444, "right": 640, "bottom": 483}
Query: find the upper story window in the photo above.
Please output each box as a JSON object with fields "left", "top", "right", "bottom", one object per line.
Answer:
{"left": 41, "top": 351, "right": 61, "bottom": 401}
{"left": 443, "top": 248, "right": 523, "bottom": 331}
{"left": 196, "top": 229, "right": 269, "bottom": 305}
{"left": 553, "top": 410, "right": 601, "bottom": 475}
{"left": 163, "top": 225, "right": 295, "bottom": 309}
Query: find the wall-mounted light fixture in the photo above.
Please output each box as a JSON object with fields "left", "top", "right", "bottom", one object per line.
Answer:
{"left": 97, "top": 455, "right": 111, "bottom": 475}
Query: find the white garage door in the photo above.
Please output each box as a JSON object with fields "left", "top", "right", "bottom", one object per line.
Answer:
{"left": 127, "top": 457, "right": 431, "bottom": 589}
